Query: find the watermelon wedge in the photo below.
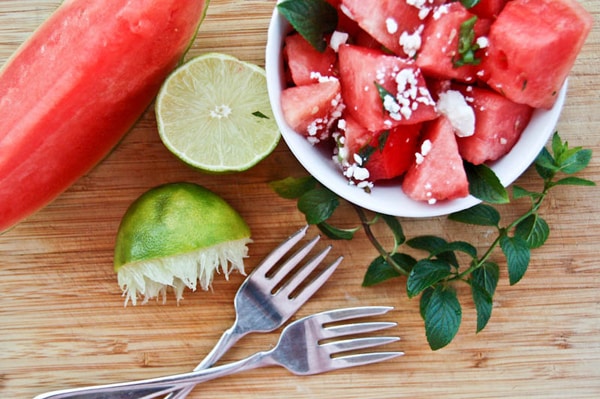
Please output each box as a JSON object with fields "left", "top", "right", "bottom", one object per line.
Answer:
{"left": 0, "top": 0, "right": 209, "bottom": 233}
{"left": 402, "top": 117, "right": 469, "bottom": 203}
{"left": 482, "top": 0, "right": 593, "bottom": 109}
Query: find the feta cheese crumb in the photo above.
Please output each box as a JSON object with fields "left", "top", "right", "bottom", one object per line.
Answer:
{"left": 399, "top": 25, "right": 424, "bottom": 58}
{"left": 476, "top": 36, "right": 489, "bottom": 49}
{"left": 420, "top": 139, "right": 432, "bottom": 156}
{"left": 436, "top": 90, "right": 475, "bottom": 137}
{"left": 330, "top": 31, "right": 349, "bottom": 52}
{"left": 386, "top": 18, "right": 399, "bottom": 34}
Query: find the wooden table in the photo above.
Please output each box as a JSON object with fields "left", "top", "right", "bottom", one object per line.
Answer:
{"left": 1, "top": 1, "right": 599, "bottom": 398}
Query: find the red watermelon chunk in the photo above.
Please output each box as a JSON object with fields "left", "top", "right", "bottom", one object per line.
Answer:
{"left": 482, "top": 0, "right": 593, "bottom": 109}
{"left": 343, "top": 114, "right": 422, "bottom": 181}
{"left": 338, "top": 44, "right": 437, "bottom": 132}
{"left": 470, "top": 0, "right": 507, "bottom": 19}
{"left": 402, "top": 116, "right": 469, "bottom": 203}
{"left": 340, "top": 0, "right": 445, "bottom": 57}
{"left": 284, "top": 33, "right": 338, "bottom": 86}
{"left": 281, "top": 80, "right": 344, "bottom": 144}
{"left": 416, "top": 2, "right": 491, "bottom": 83}
{"left": 325, "top": 0, "right": 361, "bottom": 36}
{"left": 455, "top": 85, "right": 534, "bottom": 165}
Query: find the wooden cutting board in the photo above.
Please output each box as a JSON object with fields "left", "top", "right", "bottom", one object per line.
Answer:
{"left": 1, "top": 1, "right": 599, "bottom": 398}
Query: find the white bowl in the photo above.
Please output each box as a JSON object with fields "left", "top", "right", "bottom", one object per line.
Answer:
{"left": 265, "top": 6, "right": 566, "bottom": 218}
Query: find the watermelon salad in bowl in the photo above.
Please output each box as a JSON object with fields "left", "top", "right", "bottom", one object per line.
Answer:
{"left": 265, "top": 0, "right": 592, "bottom": 217}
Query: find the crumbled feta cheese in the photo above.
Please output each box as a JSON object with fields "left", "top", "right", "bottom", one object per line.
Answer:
{"left": 436, "top": 90, "right": 476, "bottom": 137}
{"left": 433, "top": 4, "right": 450, "bottom": 20}
{"left": 399, "top": 25, "right": 424, "bottom": 58}
{"left": 415, "top": 152, "right": 425, "bottom": 165}
{"left": 476, "top": 36, "right": 489, "bottom": 49}
{"left": 309, "top": 72, "right": 338, "bottom": 83}
{"left": 420, "top": 139, "right": 432, "bottom": 156}
{"left": 386, "top": 18, "right": 398, "bottom": 34}
{"left": 330, "top": 31, "right": 349, "bottom": 52}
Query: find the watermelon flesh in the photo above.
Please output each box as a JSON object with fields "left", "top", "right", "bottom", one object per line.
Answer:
{"left": 455, "top": 85, "right": 534, "bottom": 165}
{"left": 278, "top": 0, "right": 592, "bottom": 205}
{"left": 482, "top": 0, "right": 593, "bottom": 109}
{"left": 0, "top": 0, "right": 209, "bottom": 233}
{"left": 416, "top": 2, "right": 491, "bottom": 83}
{"left": 402, "top": 117, "right": 469, "bottom": 204}
{"left": 342, "top": 114, "right": 422, "bottom": 181}
{"left": 280, "top": 80, "right": 344, "bottom": 144}
{"left": 338, "top": 44, "right": 437, "bottom": 132}
{"left": 284, "top": 32, "right": 337, "bottom": 86}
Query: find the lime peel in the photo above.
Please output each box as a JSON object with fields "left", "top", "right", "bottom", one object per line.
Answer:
{"left": 118, "top": 238, "right": 251, "bottom": 306}
{"left": 114, "top": 182, "right": 252, "bottom": 306}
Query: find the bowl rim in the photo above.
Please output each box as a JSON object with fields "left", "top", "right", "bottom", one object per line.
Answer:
{"left": 266, "top": 7, "right": 567, "bottom": 218}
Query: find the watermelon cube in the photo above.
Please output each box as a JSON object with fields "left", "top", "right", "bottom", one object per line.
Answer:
{"left": 482, "top": 0, "right": 593, "bottom": 109}
{"left": 343, "top": 114, "right": 422, "bottom": 181}
{"left": 338, "top": 44, "right": 437, "bottom": 132}
{"left": 470, "top": 0, "right": 507, "bottom": 19}
{"left": 340, "top": 0, "right": 444, "bottom": 57}
{"left": 284, "top": 33, "right": 338, "bottom": 86}
{"left": 280, "top": 80, "right": 344, "bottom": 144}
{"left": 402, "top": 116, "right": 469, "bottom": 203}
{"left": 455, "top": 85, "right": 534, "bottom": 165}
{"left": 416, "top": 2, "right": 491, "bottom": 83}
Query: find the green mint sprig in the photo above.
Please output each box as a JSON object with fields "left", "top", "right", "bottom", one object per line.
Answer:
{"left": 453, "top": 16, "right": 483, "bottom": 67}
{"left": 277, "top": 0, "right": 338, "bottom": 53}
{"left": 270, "top": 132, "right": 594, "bottom": 350}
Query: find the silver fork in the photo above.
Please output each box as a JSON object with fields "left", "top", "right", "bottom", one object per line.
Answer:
{"left": 33, "top": 306, "right": 403, "bottom": 399}
{"left": 164, "top": 225, "right": 342, "bottom": 399}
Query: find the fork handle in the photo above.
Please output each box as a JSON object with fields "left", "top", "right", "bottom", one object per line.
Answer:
{"left": 163, "top": 325, "right": 244, "bottom": 399}
{"left": 33, "top": 351, "right": 274, "bottom": 399}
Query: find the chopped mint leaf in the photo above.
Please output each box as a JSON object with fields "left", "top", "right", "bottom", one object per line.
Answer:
{"left": 277, "top": 0, "right": 338, "bottom": 53}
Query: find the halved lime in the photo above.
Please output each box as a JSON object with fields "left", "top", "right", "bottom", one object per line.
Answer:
{"left": 155, "top": 53, "right": 280, "bottom": 173}
{"left": 114, "top": 182, "right": 252, "bottom": 305}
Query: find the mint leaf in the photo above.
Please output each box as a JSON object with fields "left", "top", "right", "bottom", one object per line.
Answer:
{"left": 553, "top": 176, "right": 596, "bottom": 187}
{"left": 432, "top": 241, "right": 478, "bottom": 260}
{"left": 407, "top": 235, "right": 448, "bottom": 254}
{"left": 560, "top": 148, "right": 592, "bottom": 174}
{"left": 407, "top": 235, "right": 459, "bottom": 268}
{"left": 381, "top": 214, "right": 406, "bottom": 249}
{"left": 500, "top": 235, "right": 530, "bottom": 285}
{"left": 512, "top": 185, "right": 542, "bottom": 200}
{"left": 419, "top": 286, "right": 434, "bottom": 320}
{"left": 471, "top": 262, "right": 499, "bottom": 332}
{"left": 514, "top": 214, "right": 549, "bottom": 249}
{"left": 277, "top": 0, "right": 338, "bottom": 52}
{"left": 535, "top": 149, "right": 557, "bottom": 179}
{"left": 471, "top": 261, "right": 500, "bottom": 298}
{"left": 453, "top": 16, "right": 481, "bottom": 67}
{"left": 317, "top": 221, "right": 358, "bottom": 240}
{"left": 362, "top": 253, "right": 416, "bottom": 286}
{"left": 424, "top": 285, "right": 462, "bottom": 350}
{"left": 407, "top": 259, "right": 452, "bottom": 298}
{"left": 471, "top": 280, "right": 493, "bottom": 333}
{"left": 252, "top": 111, "right": 270, "bottom": 119}
{"left": 465, "top": 162, "right": 510, "bottom": 204}
{"left": 270, "top": 176, "right": 317, "bottom": 199}
{"left": 460, "top": 0, "right": 481, "bottom": 8}
{"left": 449, "top": 203, "right": 500, "bottom": 226}
{"left": 297, "top": 187, "right": 339, "bottom": 224}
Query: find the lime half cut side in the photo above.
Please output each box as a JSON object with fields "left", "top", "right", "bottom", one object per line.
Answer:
{"left": 156, "top": 53, "right": 280, "bottom": 173}
{"left": 114, "top": 182, "right": 252, "bottom": 305}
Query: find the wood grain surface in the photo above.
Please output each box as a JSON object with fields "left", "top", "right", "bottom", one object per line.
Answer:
{"left": 1, "top": 1, "right": 599, "bottom": 398}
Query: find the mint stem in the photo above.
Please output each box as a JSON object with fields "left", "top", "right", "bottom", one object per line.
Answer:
{"left": 353, "top": 205, "right": 410, "bottom": 276}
